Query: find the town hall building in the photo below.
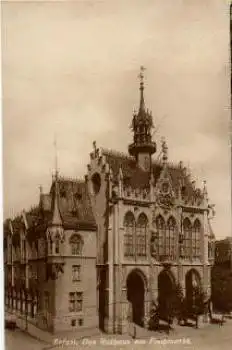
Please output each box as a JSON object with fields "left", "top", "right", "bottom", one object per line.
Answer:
{"left": 4, "top": 70, "right": 215, "bottom": 335}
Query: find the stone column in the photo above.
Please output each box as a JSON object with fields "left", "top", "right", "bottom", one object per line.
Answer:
{"left": 150, "top": 264, "right": 158, "bottom": 302}
{"left": 119, "top": 288, "right": 129, "bottom": 334}
{"left": 144, "top": 289, "right": 150, "bottom": 329}
{"left": 178, "top": 263, "right": 185, "bottom": 295}
{"left": 105, "top": 241, "right": 114, "bottom": 332}
{"left": 203, "top": 211, "right": 210, "bottom": 302}
{"left": 203, "top": 211, "right": 209, "bottom": 265}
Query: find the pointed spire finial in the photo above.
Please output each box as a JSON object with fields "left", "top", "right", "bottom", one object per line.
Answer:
{"left": 54, "top": 133, "right": 59, "bottom": 179}
{"left": 203, "top": 180, "right": 208, "bottom": 203}
{"left": 138, "top": 66, "right": 146, "bottom": 112}
{"left": 39, "top": 185, "right": 43, "bottom": 195}
{"left": 161, "top": 137, "right": 168, "bottom": 165}
{"left": 51, "top": 175, "right": 62, "bottom": 226}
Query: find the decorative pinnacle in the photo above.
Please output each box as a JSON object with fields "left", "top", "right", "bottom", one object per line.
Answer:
{"left": 53, "top": 133, "right": 59, "bottom": 179}
{"left": 39, "top": 185, "right": 43, "bottom": 195}
{"left": 203, "top": 180, "right": 208, "bottom": 201}
{"left": 161, "top": 137, "right": 168, "bottom": 165}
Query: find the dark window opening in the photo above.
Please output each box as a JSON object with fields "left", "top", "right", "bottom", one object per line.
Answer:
{"left": 71, "top": 319, "right": 76, "bottom": 327}
{"left": 74, "top": 192, "right": 82, "bottom": 200}
{"left": 91, "top": 173, "right": 101, "bottom": 194}
{"left": 78, "top": 319, "right": 83, "bottom": 326}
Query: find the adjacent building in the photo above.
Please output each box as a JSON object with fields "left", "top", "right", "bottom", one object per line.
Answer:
{"left": 4, "top": 72, "right": 216, "bottom": 335}
{"left": 211, "top": 237, "right": 232, "bottom": 312}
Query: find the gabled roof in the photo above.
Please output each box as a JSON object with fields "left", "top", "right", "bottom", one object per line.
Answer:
{"left": 44, "top": 177, "right": 96, "bottom": 230}
{"left": 101, "top": 148, "right": 200, "bottom": 199}
{"left": 5, "top": 177, "right": 96, "bottom": 237}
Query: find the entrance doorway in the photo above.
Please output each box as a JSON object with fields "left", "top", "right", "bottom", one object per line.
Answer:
{"left": 158, "top": 270, "right": 176, "bottom": 319}
{"left": 127, "top": 270, "right": 145, "bottom": 326}
{"left": 185, "top": 269, "right": 201, "bottom": 312}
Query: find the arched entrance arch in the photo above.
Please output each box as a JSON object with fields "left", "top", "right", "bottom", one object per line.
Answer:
{"left": 126, "top": 269, "right": 146, "bottom": 326}
{"left": 185, "top": 269, "right": 202, "bottom": 312}
{"left": 158, "top": 269, "right": 176, "bottom": 319}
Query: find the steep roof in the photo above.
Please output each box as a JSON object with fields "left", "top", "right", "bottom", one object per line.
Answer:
{"left": 101, "top": 148, "right": 199, "bottom": 199}
{"left": 6, "top": 177, "right": 96, "bottom": 236}
{"left": 46, "top": 177, "right": 96, "bottom": 229}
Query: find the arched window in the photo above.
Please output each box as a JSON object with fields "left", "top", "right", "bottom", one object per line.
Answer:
{"left": 136, "top": 214, "right": 148, "bottom": 256}
{"left": 70, "top": 234, "right": 83, "bottom": 255}
{"left": 166, "top": 217, "right": 176, "bottom": 259}
{"left": 54, "top": 234, "right": 60, "bottom": 254}
{"left": 183, "top": 218, "right": 192, "bottom": 259}
{"left": 155, "top": 215, "right": 165, "bottom": 257}
{"left": 124, "top": 212, "right": 135, "bottom": 257}
{"left": 192, "top": 220, "right": 201, "bottom": 259}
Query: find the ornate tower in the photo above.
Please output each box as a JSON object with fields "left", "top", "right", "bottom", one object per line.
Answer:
{"left": 128, "top": 66, "right": 156, "bottom": 171}
{"left": 46, "top": 171, "right": 65, "bottom": 280}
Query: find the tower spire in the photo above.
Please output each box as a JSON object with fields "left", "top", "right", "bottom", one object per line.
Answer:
{"left": 51, "top": 173, "right": 62, "bottom": 226}
{"left": 51, "top": 134, "right": 62, "bottom": 226}
{"left": 138, "top": 65, "right": 146, "bottom": 113}
{"left": 128, "top": 67, "right": 156, "bottom": 169}
{"left": 54, "top": 133, "right": 59, "bottom": 179}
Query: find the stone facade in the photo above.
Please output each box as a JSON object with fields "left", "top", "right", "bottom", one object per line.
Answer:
{"left": 4, "top": 74, "right": 216, "bottom": 335}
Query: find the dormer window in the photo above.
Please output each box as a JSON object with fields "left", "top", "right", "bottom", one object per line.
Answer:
{"left": 69, "top": 234, "right": 83, "bottom": 255}
{"left": 91, "top": 173, "right": 101, "bottom": 195}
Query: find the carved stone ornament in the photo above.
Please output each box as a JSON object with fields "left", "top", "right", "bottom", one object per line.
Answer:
{"left": 150, "top": 231, "right": 158, "bottom": 257}
{"left": 157, "top": 192, "right": 175, "bottom": 209}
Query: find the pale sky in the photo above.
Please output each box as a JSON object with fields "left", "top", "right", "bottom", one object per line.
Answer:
{"left": 2, "top": 0, "right": 231, "bottom": 239}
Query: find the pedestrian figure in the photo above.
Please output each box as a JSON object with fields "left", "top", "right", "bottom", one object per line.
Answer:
{"left": 219, "top": 313, "right": 224, "bottom": 326}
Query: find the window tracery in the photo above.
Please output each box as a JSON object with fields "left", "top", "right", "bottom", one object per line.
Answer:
{"left": 166, "top": 217, "right": 176, "bottom": 259}
{"left": 192, "top": 220, "right": 201, "bottom": 259}
{"left": 70, "top": 234, "right": 83, "bottom": 255}
{"left": 124, "top": 212, "right": 135, "bottom": 256}
{"left": 136, "top": 214, "right": 148, "bottom": 256}
{"left": 155, "top": 215, "right": 165, "bottom": 257}
{"left": 183, "top": 218, "right": 192, "bottom": 259}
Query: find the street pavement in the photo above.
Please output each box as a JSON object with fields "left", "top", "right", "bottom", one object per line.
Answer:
{"left": 5, "top": 317, "right": 232, "bottom": 350}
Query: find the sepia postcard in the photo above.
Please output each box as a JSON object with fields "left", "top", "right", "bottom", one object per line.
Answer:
{"left": 1, "top": 1, "right": 232, "bottom": 349}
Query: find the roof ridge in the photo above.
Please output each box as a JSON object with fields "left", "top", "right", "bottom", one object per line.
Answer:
{"left": 152, "top": 159, "right": 182, "bottom": 170}
{"left": 101, "top": 147, "right": 134, "bottom": 160}
{"left": 58, "top": 176, "right": 85, "bottom": 184}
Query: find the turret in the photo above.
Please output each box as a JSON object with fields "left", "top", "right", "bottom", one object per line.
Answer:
{"left": 128, "top": 66, "right": 156, "bottom": 171}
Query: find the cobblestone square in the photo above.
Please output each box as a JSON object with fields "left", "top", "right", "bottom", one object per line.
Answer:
{"left": 5, "top": 318, "right": 232, "bottom": 350}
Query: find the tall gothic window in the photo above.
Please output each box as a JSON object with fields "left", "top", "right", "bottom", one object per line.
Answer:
{"left": 124, "top": 212, "right": 135, "bottom": 256}
{"left": 183, "top": 218, "right": 192, "bottom": 259}
{"left": 156, "top": 215, "right": 165, "bottom": 257}
{"left": 192, "top": 220, "right": 201, "bottom": 259}
{"left": 54, "top": 234, "right": 60, "bottom": 254}
{"left": 136, "top": 214, "right": 148, "bottom": 256}
{"left": 70, "top": 234, "right": 83, "bottom": 255}
{"left": 166, "top": 217, "right": 176, "bottom": 259}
